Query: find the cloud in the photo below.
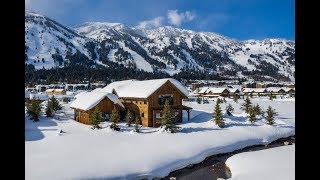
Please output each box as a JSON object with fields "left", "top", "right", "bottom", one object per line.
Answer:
{"left": 197, "top": 14, "right": 230, "bottom": 30}
{"left": 137, "top": 16, "right": 164, "bottom": 29}
{"left": 167, "top": 10, "right": 196, "bottom": 26}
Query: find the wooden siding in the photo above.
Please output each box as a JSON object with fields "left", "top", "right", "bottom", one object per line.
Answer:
{"left": 73, "top": 96, "right": 124, "bottom": 125}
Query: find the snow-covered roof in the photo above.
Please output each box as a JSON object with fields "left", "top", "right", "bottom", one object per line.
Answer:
{"left": 54, "top": 89, "right": 65, "bottom": 92}
{"left": 242, "top": 88, "right": 254, "bottom": 93}
{"left": 198, "top": 87, "right": 209, "bottom": 94}
{"left": 90, "top": 88, "right": 102, "bottom": 93}
{"left": 206, "top": 87, "right": 229, "bottom": 94}
{"left": 266, "top": 87, "right": 285, "bottom": 93}
{"left": 70, "top": 92, "right": 124, "bottom": 111}
{"left": 282, "top": 88, "right": 295, "bottom": 92}
{"left": 252, "top": 88, "right": 267, "bottom": 93}
{"left": 228, "top": 88, "right": 240, "bottom": 93}
{"left": 74, "top": 91, "right": 88, "bottom": 99}
{"left": 100, "top": 78, "right": 188, "bottom": 98}
{"left": 45, "top": 89, "right": 55, "bottom": 92}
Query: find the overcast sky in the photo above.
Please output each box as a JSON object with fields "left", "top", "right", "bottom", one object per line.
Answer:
{"left": 26, "top": 0, "right": 295, "bottom": 41}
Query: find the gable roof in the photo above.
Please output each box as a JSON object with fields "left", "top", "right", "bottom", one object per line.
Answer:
{"left": 100, "top": 78, "right": 188, "bottom": 98}
{"left": 228, "top": 88, "right": 240, "bottom": 93}
{"left": 252, "top": 88, "right": 267, "bottom": 93}
{"left": 266, "top": 87, "right": 285, "bottom": 93}
{"left": 206, "top": 87, "right": 229, "bottom": 94}
{"left": 198, "top": 87, "right": 209, "bottom": 94}
{"left": 70, "top": 91, "right": 124, "bottom": 111}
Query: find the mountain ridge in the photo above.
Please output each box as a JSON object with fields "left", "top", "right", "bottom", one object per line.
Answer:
{"left": 25, "top": 12, "right": 295, "bottom": 82}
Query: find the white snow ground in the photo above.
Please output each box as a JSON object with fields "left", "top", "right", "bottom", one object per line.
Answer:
{"left": 25, "top": 96, "right": 295, "bottom": 179}
{"left": 226, "top": 144, "right": 295, "bottom": 180}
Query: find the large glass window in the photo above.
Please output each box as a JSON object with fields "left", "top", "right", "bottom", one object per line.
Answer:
{"left": 156, "top": 113, "right": 161, "bottom": 118}
{"left": 158, "top": 94, "right": 173, "bottom": 105}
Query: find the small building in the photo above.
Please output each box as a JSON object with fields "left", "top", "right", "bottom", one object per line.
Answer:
{"left": 204, "top": 87, "right": 230, "bottom": 97}
{"left": 70, "top": 91, "right": 125, "bottom": 124}
{"left": 282, "top": 88, "right": 295, "bottom": 94}
{"left": 251, "top": 88, "right": 267, "bottom": 95}
{"left": 45, "top": 89, "right": 66, "bottom": 95}
{"left": 266, "top": 87, "right": 286, "bottom": 94}
{"left": 228, "top": 88, "right": 240, "bottom": 96}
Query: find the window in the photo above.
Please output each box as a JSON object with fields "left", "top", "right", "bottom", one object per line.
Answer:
{"left": 144, "top": 100, "right": 147, "bottom": 104}
{"left": 156, "top": 113, "right": 161, "bottom": 118}
{"left": 141, "top": 113, "right": 144, "bottom": 117}
{"left": 158, "top": 94, "right": 173, "bottom": 105}
{"left": 174, "top": 112, "right": 179, "bottom": 117}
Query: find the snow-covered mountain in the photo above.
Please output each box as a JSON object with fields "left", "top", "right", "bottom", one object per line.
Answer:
{"left": 25, "top": 12, "right": 295, "bottom": 81}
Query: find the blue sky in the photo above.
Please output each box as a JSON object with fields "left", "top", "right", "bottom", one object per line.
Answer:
{"left": 26, "top": 0, "right": 294, "bottom": 40}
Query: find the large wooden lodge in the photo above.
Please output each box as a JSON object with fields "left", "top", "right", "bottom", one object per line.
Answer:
{"left": 70, "top": 78, "right": 192, "bottom": 127}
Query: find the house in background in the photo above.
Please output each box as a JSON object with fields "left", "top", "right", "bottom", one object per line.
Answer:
{"left": 70, "top": 92, "right": 125, "bottom": 124}
{"left": 204, "top": 87, "right": 230, "bottom": 97}
{"left": 45, "top": 89, "right": 66, "bottom": 95}
{"left": 228, "top": 88, "right": 240, "bottom": 96}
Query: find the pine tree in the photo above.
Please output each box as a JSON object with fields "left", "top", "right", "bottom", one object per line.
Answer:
{"left": 265, "top": 106, "right": 278, "bottom": 125}
{"left": 26, "top": 99, "right": 42, "bottom": 122}
{"left": 225, "top": 104, "right": 234, "bottom": 116}
{"left": 134, "top": 116, "right": 140, "bottom": 132}
{"left": 253, "top": 104, "right": 263, "bottom": 116}
{"left": 161, "top": 99, "right": 179, "bottom": 133}
{"left": 217, "top": 98, "right": 223, "bottom": 104}
{"left": 241, "top": 96, "right": 252, "bottom": 114}
{"left": 45, "top": 95, "right": 62, "bottom": 117}
{"left": 89, "top": 106, "right": 104, "bottom": 129}
{"left": 110, "top": 107, "right": 120, "bottom": 131}
{"left": 125, "top": 110, "right": 133, "bottom": 127}
{"left": 247, "top": 107, "right": 257, "bottom": 123}
{"left": 213, "top": 100, "right": 225, "bottom": 128}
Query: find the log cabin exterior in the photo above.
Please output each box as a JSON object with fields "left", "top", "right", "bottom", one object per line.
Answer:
{"left": 70, "top": 78, "right": 191, "bottom": 127}
{"left": 70, "top": 92, "right": 125, "bottom": 124}
{"left": 100, "top": 78, "right": 191, "bottom": 127}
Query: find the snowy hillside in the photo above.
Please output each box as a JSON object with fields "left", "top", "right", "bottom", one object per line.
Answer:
{"left": 25, "top": 97, "right": 295, "bottom": 179}
{"left": 25, "top": 12, "right": 295, "bottom": 81}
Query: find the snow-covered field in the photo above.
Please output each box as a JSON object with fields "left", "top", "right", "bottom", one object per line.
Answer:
{"left": 226, "top": 144, "right": 295, "bottom": 180}
{"left": 25, "top": 96, "right": 295, "bottom": 179}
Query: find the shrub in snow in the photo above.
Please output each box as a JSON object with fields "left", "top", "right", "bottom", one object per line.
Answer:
{"left": 217, "top": 98, "right": 223, "bottom": 104}
{"left": 27, "top": 99, "right": 42, "bottom": 122}
{"left": 110, "top": 107, "right": 120, "bottom": 131}
{"left": 250, "top": 92, "right": 253, "bottom": 98}
{"left": 196, "top": 97, "right": 202, "bottom": 104}
{"left": 233, "top": 94, "right": 239, "bottom": 103}
{"left": 223, "top": 97, "right": 227, "bottom": 103}
{"left": 225, "top": 104, "right": 234, "bottom": 116}
{"left": 89, "top": 107, "right": 104, "bottom": 129}
{"left": 213, "top": 100, "right": 225, "bottom": 128}
{"left": 265, "top": 106, "right": 278, "bottom": 125}
{"left": 269, "top": 93, "right": 276, "bottom": 100}
{"left": 125, "top": 110, "right": 133, "bottom": 127}
{"left": 203, "top": 98, "right": 209, "bottom": 104}
{"left": 247, "top": 107, "right": 257, "bottom": 123}
{"left": 241, "top": 96, "right": 252, "bottom": 114}
{"left": 161, "top": 99, "right": 180, "bottom": 133}
{"left": 45, "top": 95, "right": 62, "bottom": 118}
{"left": 134, "top": 116, "right": 140, "bottom": 133}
